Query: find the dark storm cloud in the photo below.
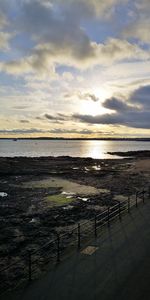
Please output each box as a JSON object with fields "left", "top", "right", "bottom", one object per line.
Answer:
{"left": 103, "top": 97, "right": 137, "bottom": 112}
{"left": 129, "top": 85, "right": 150, "bottom": 108}
{"left": 73, "top": 111, "right": 150, "bottom": 129}
{"left": 73, "top": 113, "right": 124, "bottom": 125}
{"left": 73, "top": 85, "right": 150, "bottom": 129}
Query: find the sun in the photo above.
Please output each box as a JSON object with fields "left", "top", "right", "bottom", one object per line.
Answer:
{"left": 80, "top": 101, "right": 105, "bottom": 116}
{"left": 79, "top": 88, "right": 112, "bottom": 116}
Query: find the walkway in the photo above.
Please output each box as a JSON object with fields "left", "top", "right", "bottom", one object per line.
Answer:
{"left": 3, "top": 200, "right": 150, "bottom": 300}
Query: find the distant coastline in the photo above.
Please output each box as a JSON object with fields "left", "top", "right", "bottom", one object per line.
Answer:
{"left": 0, "top": 137, "right": 150, "bottom": 141}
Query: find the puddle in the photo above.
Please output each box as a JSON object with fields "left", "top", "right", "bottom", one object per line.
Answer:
{"left": 25, "top": 177, "right": 100, "bottom": 195}
{"left": 0, "top": 192, "right": 8, "bottom": 197}
{"left": 45, "top": 194, "right": 75, "bottom": 206}
{"left": 61, "top": 191, "right": 75, "bottom": 196}
{"left": 92, "top": 165, "right": 101, "bottom": 171}
{"left": 24, "top": 177, "right": 110, "bottom": 206}
{"left": 63, "top": 205, "right": 74, "bottom": 210}
{"left": 61, "top": 191, "right": 75, "bottom": 199}
{"left": 84, "top": 165, "right": 101, "bottom": 171}
{"left": 84, "top": 167, "right": 89, "bottom": 171}
{"left": 81, "top": 246, "right": 99, "bottom": 255}
{"left": 78, "top": 197, "right": 88, "bottom": 201}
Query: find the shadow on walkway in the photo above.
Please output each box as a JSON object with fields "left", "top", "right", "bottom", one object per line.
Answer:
{"left": 3, "top": 202, "right": 150, "bottom": 300}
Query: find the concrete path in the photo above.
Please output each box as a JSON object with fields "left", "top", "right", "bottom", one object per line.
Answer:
{"left": 3, "top": 201, "right": 150, "bottom": 300}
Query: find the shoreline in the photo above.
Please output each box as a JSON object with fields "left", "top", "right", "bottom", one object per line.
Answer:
{"left": 0, "top": 149, "right": 150, "bottom": 159}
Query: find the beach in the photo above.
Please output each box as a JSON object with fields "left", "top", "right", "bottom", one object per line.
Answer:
{"left": 0, "top": 152, "right": 150, "bottom": 289}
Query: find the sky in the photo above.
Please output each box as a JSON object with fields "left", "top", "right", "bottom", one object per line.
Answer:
{"left": 0, "top": 0, "right": 150, "bottom": 138}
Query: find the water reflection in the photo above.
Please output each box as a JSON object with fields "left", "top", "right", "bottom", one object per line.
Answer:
{"left": 80, "top": 140, "right": 118, "bottom": 159}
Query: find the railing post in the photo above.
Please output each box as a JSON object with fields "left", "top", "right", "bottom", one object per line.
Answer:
{"left": 28, "top": 250, "right": 32, "bottom": 282}
{"left": 142, "top": 189, "right": 145, "bottom": 204}
{"left": 149, "top": 186, "right": 150, "bottom": 198}
{"left": 107, "top": 207, "right": 110, "bottom": 227}
{"left": 118, "top": 201, "right": 121, "bottom": 220}
{"left": 78, "top": 223, "right": 81, "bottom": 249}
{"left": 57, "top": 233, "right": 60, "bottom": 263}
{"left": 136, "top": 192, "right": 138, "bottom": 207}
{"left": 94, "top": 215, "right": 97, "bottom": 238}
{"left": 128, "top": 196, "right": 130, "bottom": 213}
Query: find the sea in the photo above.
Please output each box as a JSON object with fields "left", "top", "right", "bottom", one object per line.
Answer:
{"left": 0, "top": 139, "right": 150, "bottom": 159}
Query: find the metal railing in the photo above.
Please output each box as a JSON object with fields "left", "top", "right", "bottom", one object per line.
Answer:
{"left": 0, "top": 187, "right": 149, "bottom": 295}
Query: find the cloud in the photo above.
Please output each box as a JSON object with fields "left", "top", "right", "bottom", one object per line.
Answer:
{"left": 0, "top": 7, "right": 13, "bottom": 51}
{"left": 73, "top": 85, "right": 150, "bottom": 129}
{"left": 0, "top": 11, "right": 8, "bottom": 30}
{"left": 73, "top": 113, "right": 124, "bottom": 125}
{"left": 57, "top": 0, "right": 126, "bottom": 19}
{"left": 44, "top": 113, "right": 69, "bottom": 121}
{"left": 65, "top": 91, "right": 99, "bottom": 102}
{"left": 97, "top": 38, "right": 150, "bottom": 62}
{"left": 62, "top": 72, "right": 74, "bottom": 81}
{"left": 2, "top": 37, "right": 149, "bottom": 76}
{"left": 0, "top": 55, "right": 56, "bottom": 75}
{"left": 19, "top": 119, "right": 30, "bottom": 123}
{"left": 49, "top": 127, "right": 112, "bottom": 135}
{"left": 49, "top": 128, "right": 94, "bottom": 134}
{"left": 0, "top": 32, "right": 11, "bottom": 50}
{"left": 0, "top": 128, "right": 46, "bottom": 134}
{"left": 135, "top": 0, "right": 150, "bottom": 12}
{"left": 73, "top": 112, "right": 150, "bottom": 129}
{"left": 0, "top": 127, "right": 104, "bottom": 136}
{"left": 0, "top": 11, "right": 11, "bottom": 50}
{"left": 0, "top": 0, "right": 150, "bottom": 76}
{"left": 124, "top": 0, "right": 150, "bottom": 44}
{"left": 78, "top": 93, "right": 99, "bottom": 102}
{"left": 103, "top": 97, "right": 139, "bottom": 112}
{"left": 129, "top": 85, "right": 150, "bottom": 109}
{"left": 13, "top": 105, "right": 29, "bottom": 110}
{"left": 17, "top": 0, "right": 96, "bottom": 62}
{"left": 36, "top": 116, "right": 44, "bottom": 120}
{"left": 124, "top": 19, "right": 150, "bottom": 44}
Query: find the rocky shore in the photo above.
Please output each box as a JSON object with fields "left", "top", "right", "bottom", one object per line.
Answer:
{"left": 0, "top": 152, "right": 150, "bottom": 289}
{"left": 108, "top": 150, "right": 150, "bottom": 157}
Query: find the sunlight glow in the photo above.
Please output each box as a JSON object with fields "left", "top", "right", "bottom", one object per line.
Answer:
{"left": 80, "top": 88, "right": 112, "bottom": 116}
{"left": 80, "top": 101, "right": 108, "bottom": 116}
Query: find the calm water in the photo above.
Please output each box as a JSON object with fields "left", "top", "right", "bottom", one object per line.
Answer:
{"left": 0, "top": 139, "right": 150, "bottom": 159}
